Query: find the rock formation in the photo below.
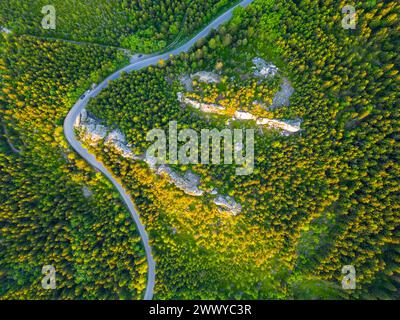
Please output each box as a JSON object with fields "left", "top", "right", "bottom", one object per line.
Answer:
{"left": 76, "top": 108, "right": 242, "bottom": 215}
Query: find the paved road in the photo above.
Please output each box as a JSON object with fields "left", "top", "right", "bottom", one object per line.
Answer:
{"left": 63, "top": 0, "right": 254, "bottom": 300}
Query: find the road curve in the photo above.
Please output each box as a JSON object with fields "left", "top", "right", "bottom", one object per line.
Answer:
{"left": 63, "top": 0, "right": 254, "bottom": 300}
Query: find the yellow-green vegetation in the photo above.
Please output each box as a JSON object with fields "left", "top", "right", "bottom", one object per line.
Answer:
{"left": 0, "top": 35, "right": 147, "bottom": 299}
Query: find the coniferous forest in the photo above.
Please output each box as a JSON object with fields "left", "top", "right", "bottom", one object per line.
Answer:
{"left": 0, "top": 0, "right": 398, "bottom": 300}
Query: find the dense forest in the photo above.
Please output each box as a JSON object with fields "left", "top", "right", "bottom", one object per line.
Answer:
{"left": 0, "top": 0, "right": 238, "bottom": 52}
{"left": 0, "top": 35, "right": 148, "bottom": 299}
{"left": 86, "top": 0, "right": 399, "bottom": 299}
{"left": 0, "top": 0, "right": 399, "bottom": 300}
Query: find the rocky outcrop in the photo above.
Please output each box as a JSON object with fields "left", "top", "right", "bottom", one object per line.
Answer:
{"left": 148, "top": 156, "right": 240, "bottom": 214}
{"left": 80, "top": 119, "right": 108, "bottom": 145}
{"left": 214, "top": 195, "right": 242, "bottom": 215}
{"left": 179, "top": 74, "right": 193, "bottom": 92}
{"left": 252, "top": 100, "right": 267, "bottom": 109}
{"left": 234, "top": 111, "right": 301, "bottom": 134}
{"left": 76, "top": 109, "right": 242, "bottom": 215}
{"left": 256, "top": 118, "right": 301, "bottom": 133}
{"left": 271, "top": 77, "right": 295, "bottom": 109}
{"left": 75, "top": 109, "right": 139, "bottom": 159}
{"left": 177, "top": 93, "right": 225, "bottom": 114}
{"left": 157, "top": 165, "right": 204, "bottom": 196}
{"left": 0, "top": 27, "right": 11, "bottom": 34}
{"left": 74, "top": 108, "right": 87, "bottom": 127}
{"left": 234, "top": 141, "right": 244, "bottom": 153}
{"left": 191, "top": 71, "right": 221, "bottom": 84}
{"left": 105, "top": 129, "right": 140, "bottom": 160}
{"left": 2, "top": 123, "right": 21, "bottom": 154}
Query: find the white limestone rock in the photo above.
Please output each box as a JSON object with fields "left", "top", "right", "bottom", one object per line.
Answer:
{"left": 74, "top": 109, "right": 88, "bottom": 127}
{"left": 210, "top": 189, "right": 218, "bottom": 195}
{"left": 256, "top": 118, "right": 301, "bottom": 133}
{"left": 234, "top": 141, "right": 244, "bottom": 153}
{"left": 0, "top": 27, "right": 11, "bottom": 34}
{"left": 145, "top": 154, "right": 158, "bottom": 169}
{"left": 104, "top": 129, "right": 139, "bottom": 159}
{"left": 82, "top": 186, "right": 93, "bottom": 198}
{"left": 178, "top": 94, "right": 225, "bottom": 114}
{"left": 183, "top": 170, "right": 201, "bottom": 186}
{"left": 105, "top": 129, "right": 126, "bottom": 144}
{"left": 111, "top": 141, "right": 139, "bottom": 160}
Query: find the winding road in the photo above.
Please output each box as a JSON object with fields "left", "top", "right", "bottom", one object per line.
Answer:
{"left": 63, "top": 0, "right": 254, "bottom": 300}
